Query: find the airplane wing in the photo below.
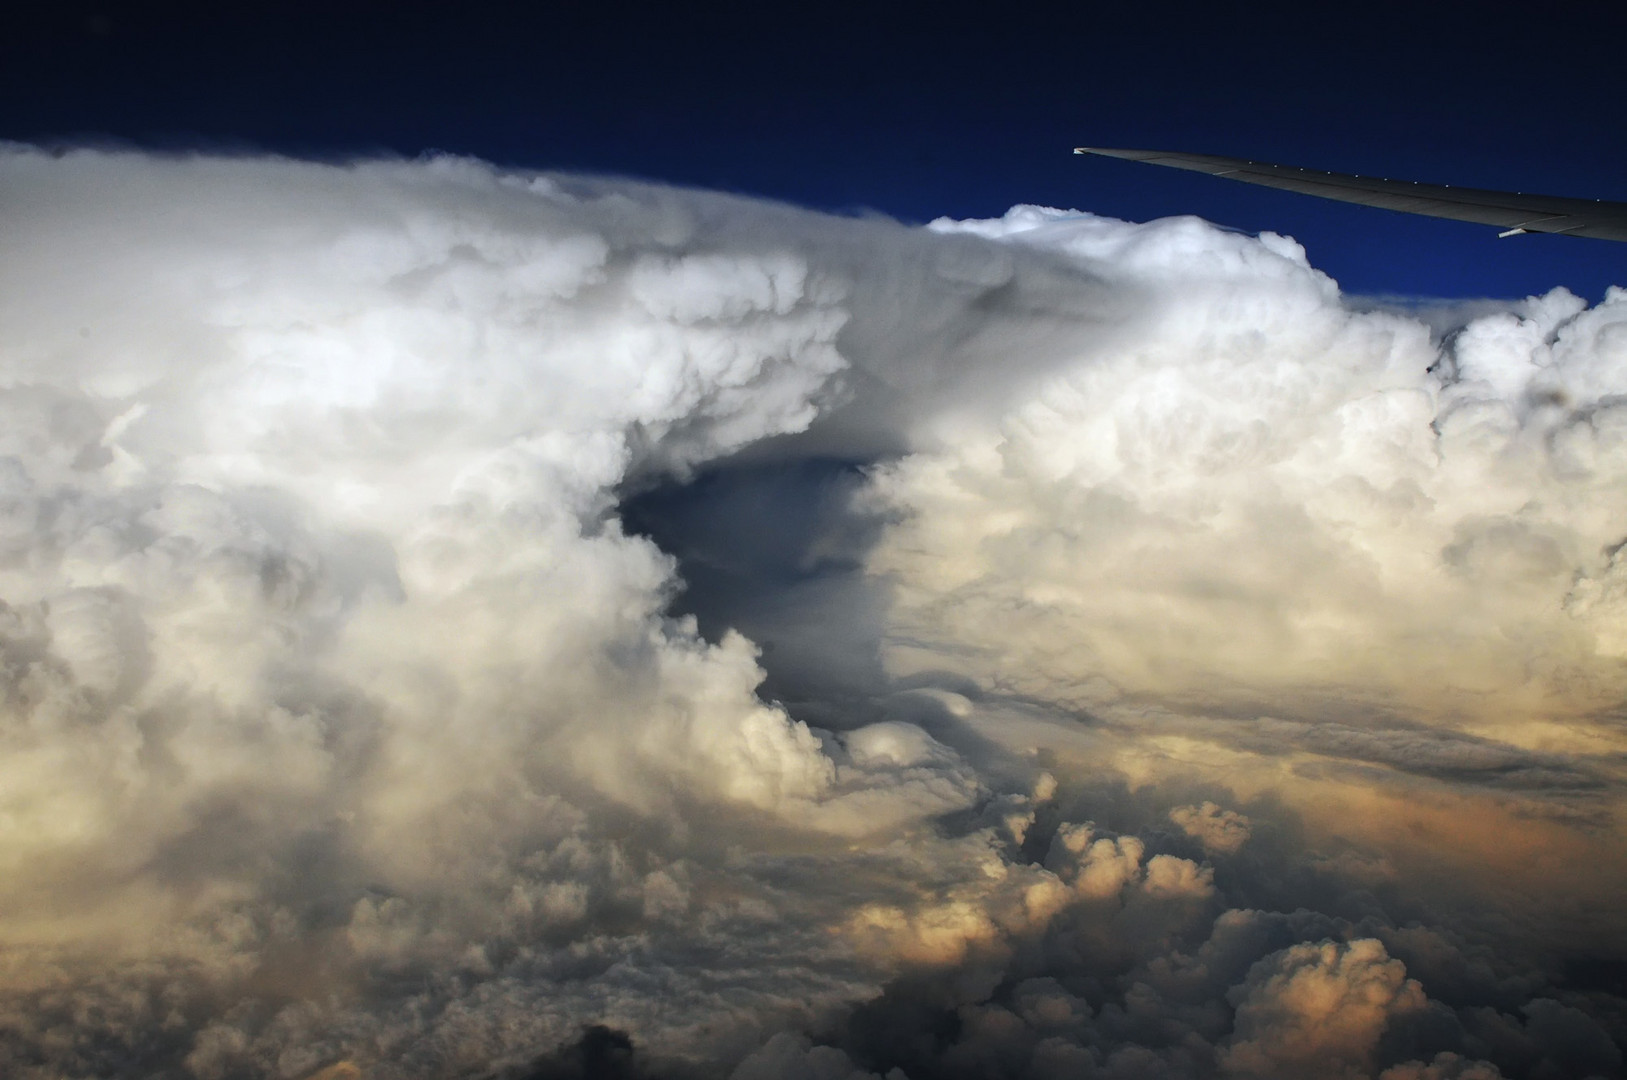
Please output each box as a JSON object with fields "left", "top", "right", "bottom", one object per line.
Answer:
{"left": 1074, "top": 148, "right": 1627, "bottom": 242}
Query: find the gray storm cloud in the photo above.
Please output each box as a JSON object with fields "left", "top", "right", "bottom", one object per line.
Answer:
{"left": 0, "top": 147, "right": 1623, "bottom": 1080}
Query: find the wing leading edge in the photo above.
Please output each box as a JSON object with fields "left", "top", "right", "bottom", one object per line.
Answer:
{"left": 1074, "top": 148, "right": 1627, "bottom": 243}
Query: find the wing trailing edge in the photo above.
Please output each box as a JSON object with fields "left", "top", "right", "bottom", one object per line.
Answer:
{"left": 1074, "top": 148, "right": 1627, "bottom": 242}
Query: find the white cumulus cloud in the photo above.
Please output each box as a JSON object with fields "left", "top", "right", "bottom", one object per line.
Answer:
{"left": 0, "top": 146, "right": 1624, "bottom": 1080}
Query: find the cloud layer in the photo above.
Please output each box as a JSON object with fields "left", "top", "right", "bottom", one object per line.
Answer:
{"left": 0, "top": 148, "right": 1622, "bottom": 1079}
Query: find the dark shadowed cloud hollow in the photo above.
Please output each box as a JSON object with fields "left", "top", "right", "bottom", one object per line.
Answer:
{"left": 1, "top": 148, "right": 1625, "bottom": 1080}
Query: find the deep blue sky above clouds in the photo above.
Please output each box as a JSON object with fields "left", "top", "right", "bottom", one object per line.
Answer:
{"left": 3, "top": 0, "right": 1624, "bottom": 299}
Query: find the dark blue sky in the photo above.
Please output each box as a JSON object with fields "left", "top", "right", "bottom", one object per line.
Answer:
{"left": 5, "top": 0, "right": 1623, "bottom": 299}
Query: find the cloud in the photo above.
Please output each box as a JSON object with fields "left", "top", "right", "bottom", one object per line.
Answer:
{"left": 1219, "top": 939, "right": 1426, "bottom": 1079}
{"left": 863, "top": 207, "right": 1627, "bottom": 938}
{"left": 874, "top": 211, "right": 1627, "bottom": 746}
{"left": 0, "top": 146, "right": 1624, "bottom": 1079}
{"left": 1169, "top": 803, "right": 1252, "bottom": 855}
{"left": 1380, "top": 1053, "right": 1505, "bottom": 1080}
{"left": 730, "top": 1033, "right": 900, "bottom": 1080}
{"left": 0, "top": 145, "right": 1017, "bottom": 1077}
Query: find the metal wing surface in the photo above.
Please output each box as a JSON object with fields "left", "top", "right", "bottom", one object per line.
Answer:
{"left": 1075, "top": 148, "right": 1627, "bottom": 242}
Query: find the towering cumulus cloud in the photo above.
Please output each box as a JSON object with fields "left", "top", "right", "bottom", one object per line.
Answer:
{"left": 0, "top": 148, "right": 1623, "bottom": 1079}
